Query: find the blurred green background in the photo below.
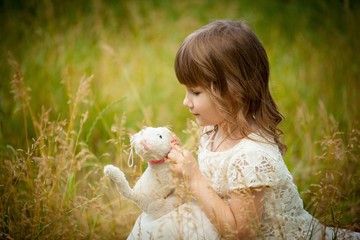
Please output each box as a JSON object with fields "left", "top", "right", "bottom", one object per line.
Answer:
{"left": 1, "top": 0, "right": 360, "bottom": 148}
{"left": 2, "top": 0, "right": 359, "bottom": 145}
{"left": 0, "top": 0, "right": 359, "bottom": 238}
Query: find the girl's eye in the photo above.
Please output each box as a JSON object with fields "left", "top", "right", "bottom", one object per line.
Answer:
{"left": 186, "top": 86, "right": 202, "bottom": 96}
{"left": 191, "top": 90, "right": 201, "bottom": 95}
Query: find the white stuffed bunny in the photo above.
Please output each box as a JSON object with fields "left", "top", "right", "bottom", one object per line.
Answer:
{"left": 104, "top": 126, "right": 184, "bottom": 219}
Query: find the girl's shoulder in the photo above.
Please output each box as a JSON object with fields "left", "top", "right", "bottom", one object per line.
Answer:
{"left": 227, "top": 135, "right": 289, "bottom": 187}
{"left": 243, "top": 133, "right": 278, "bottom": 150}
{"left": 238, "top": 133, "right": 281, "bottom": 159}
{"left": 199, "top": 131, "right": 282, "bottom": 164}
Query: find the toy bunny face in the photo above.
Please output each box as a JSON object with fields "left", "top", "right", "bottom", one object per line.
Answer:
{"left": 130, "top": 127, "right": 172, "bottom": 161}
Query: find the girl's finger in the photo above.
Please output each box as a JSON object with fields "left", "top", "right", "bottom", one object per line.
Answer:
{"left": 165, "top": 158, "right": 177, "bottom": 164}
{"left": 167, "top": 150, "right": 183, "bottom": 161}
{"left": 171, "top": 143, "right": 183, "bottom": 152}
{"left": 171, "top": 134, "right": 182, "bottom": 146}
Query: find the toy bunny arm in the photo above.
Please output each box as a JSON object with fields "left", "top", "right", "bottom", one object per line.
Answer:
{"left": 104, "top": 164, "right": 134, "bottom": 200}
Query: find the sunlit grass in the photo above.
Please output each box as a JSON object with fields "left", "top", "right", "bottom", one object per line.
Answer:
{"left": 0, "top": 0, "right": 359, "bottom": 238}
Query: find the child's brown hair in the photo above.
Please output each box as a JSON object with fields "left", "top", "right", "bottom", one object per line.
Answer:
{"left": 175, "top": 20, "right": 286, "bottom": 154}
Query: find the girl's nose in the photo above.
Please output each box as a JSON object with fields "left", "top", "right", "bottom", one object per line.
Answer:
{"left": 183, "top": 95, "right": 193, "bottom": 109}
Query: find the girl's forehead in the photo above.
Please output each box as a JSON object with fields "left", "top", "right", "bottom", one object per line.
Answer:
{"left": 183, "top": 81, "right": 208, "bottom": 88}
{"left": 184, "top": 84, "right": 206, "bottom": 91}
{"left": 184, "top": 84, "right": 199, "bottom": 88}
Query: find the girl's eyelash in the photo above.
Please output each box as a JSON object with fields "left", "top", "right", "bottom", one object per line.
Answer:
{"left": 186, "top": 87, "right": 201, "bottom": 95}
{"left": 190, "top": 89, "right": 201, "bottom": 94}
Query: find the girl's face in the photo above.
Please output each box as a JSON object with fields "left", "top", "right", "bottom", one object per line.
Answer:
{"left": 183, "top": 86, "right": 224, "bottom": 126}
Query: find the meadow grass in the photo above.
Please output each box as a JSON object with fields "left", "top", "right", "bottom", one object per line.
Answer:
{"left": 0, "top": 0, "right": 359, "bottom": 238}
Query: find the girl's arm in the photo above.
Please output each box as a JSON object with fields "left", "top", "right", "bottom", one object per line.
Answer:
{"left": 167, "top": 144, "right": 264, "bottom": 238}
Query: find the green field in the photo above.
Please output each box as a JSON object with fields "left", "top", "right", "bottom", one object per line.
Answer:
{"left": 1, "top": 0, "right": 359, "bottom": 239}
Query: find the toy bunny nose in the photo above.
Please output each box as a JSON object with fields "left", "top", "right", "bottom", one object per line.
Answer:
{"left": 140, "top": 139, "right": 150, "bottom": 151}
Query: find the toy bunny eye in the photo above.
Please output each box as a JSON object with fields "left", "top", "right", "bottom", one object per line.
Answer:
{"left": 158, "top": 134, "right": 163, "bottom": 139}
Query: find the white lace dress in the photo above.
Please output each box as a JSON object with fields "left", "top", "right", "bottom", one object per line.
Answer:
{"left": 127, "top": 132, "right": 359, "bottom": 240}
{"left": 198, "top": 132, "right": 359, "bottom": 240}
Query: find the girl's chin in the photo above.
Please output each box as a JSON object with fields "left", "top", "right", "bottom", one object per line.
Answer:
{"left": 194, "top": 118, "right": 203, "bottom": 126}
{"left": 195, "top": 119, "right": 223, "bottom": 127}
{"left": 194, "top": 118, "right": 209, "bottom": 127}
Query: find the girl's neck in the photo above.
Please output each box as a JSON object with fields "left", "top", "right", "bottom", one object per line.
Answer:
{"left": 211, "top": 121, "right": 258, "bottom": 152}
{"left": 211, "top": 125, "right": 241, "bottom": 152}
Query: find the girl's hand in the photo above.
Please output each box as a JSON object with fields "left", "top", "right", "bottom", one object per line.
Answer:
{"left": 166, "top": 143, "right": 199, "bottom": 182}
{"left": 170, "top": 133, "right": 182, "bottom": 146}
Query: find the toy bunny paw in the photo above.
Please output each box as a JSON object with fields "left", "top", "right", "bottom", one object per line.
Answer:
{"left": 104, "top": 164, "right": 125, "bottom": 182}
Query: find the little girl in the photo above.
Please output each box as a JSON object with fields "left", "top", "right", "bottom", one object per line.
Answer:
{"left": 127, "top": 20, "right": 360, "bottom": 239}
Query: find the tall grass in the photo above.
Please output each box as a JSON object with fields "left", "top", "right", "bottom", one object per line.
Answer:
{"left": 0, "top": 0, "right": 359, "bottom": 238}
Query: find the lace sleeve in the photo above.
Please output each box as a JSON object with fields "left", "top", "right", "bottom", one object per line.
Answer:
{"left": 227, "top": 149, "right": 282, "bottom": 190}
